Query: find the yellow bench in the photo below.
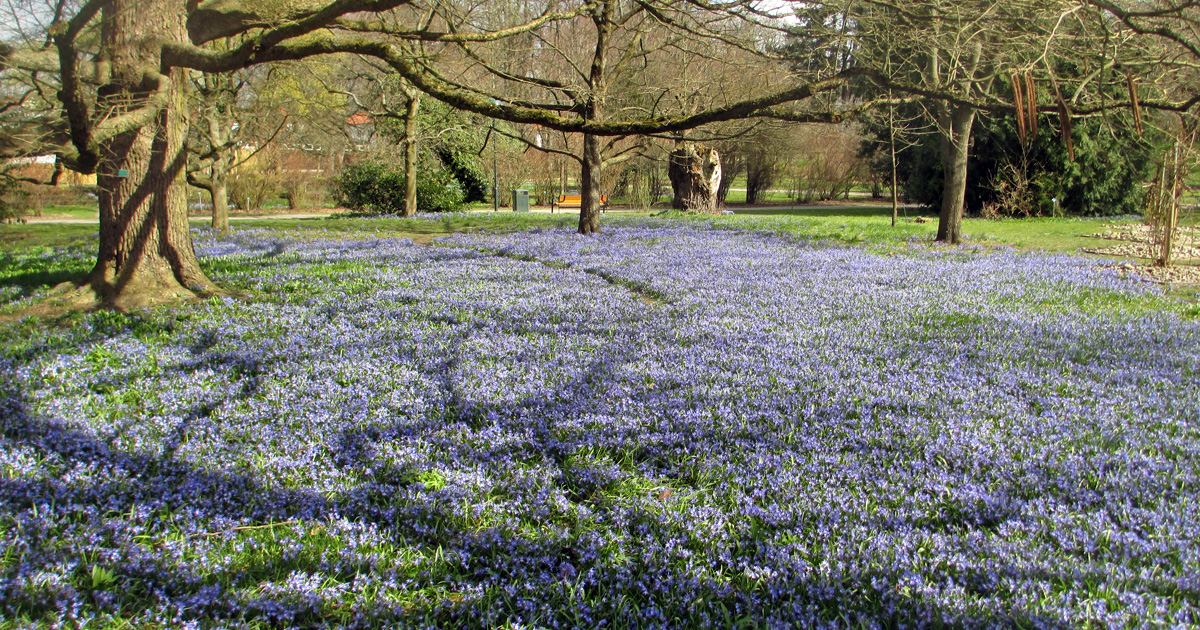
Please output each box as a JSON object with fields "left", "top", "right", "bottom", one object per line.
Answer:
{"left": 551, "top": 194, "right": 609, "bottom": 213}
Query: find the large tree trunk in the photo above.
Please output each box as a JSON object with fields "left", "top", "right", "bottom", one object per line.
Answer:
{"left": 668, "top": 141, "right": 722, "bottom": 213}
{"left": 402, "top": 89, "right": 420, "bottom": 217}
{"left": 936, "top": 104, "right": 976, "bottom": 244}
{"left": 579, "top": 133, "right": 602, "bottom": 234}
{"left": 85, "top": 0, "right": 214, "bottom": 309}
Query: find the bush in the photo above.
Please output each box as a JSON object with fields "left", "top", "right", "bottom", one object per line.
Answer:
{"left": 0, "top": 176, "right": 21, "bottom": 222}
{"left": 0, "top": 171, "right": 92, "bottom": 220}
{"left": 437, "top": 147, "right": 489, "bottom": 204}
{"left": 334, "top": 161, "right": 465, "bottom": 214}
{"left": 229, "top": 163, "right": 278, "bottom": 211}
{"left": 887, "top": 113, "right": 1156, "bottom": 218}
{"left": 414, "top": 168, "right": 466, "bottom": 213}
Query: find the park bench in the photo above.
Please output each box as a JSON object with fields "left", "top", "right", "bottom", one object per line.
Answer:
{"left": 551, "top": 194, "right": 609, "bottom": 213}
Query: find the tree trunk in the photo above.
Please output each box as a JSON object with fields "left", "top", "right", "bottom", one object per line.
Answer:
{"left": 668, "top": 141, "right": 722, "bottom": 213}
{"left": 85, "top": 0, "right": 214, "bottom": 309}
{"left": 579, "top": 133, "right": 602, "bottom": 234}
{"left": 1156, "top": 141, "right": 1183, "bottom": 267}
{"left": 745, "top": 153, "right": 774, "bottom": 206}
{"left": 577, "top": 0, "right": 611, "bottom": 235}
{"left": 284, "top": 181, "right": 303, "bottom": 211}
{"left": 890, "top": 121, "right": 899, "bottom": 228}
{"left": 402, "top": 89, "right": 420, "bottom": 217}
{"left": 745, "top": 168, "right": 761, "bottom": 205}
{"left": 936, "top": 105, "right": 976, "bottom": 244}
{"left": 210, "top": 160, "right": 230, "bottom": 232}
{"left": 716, "top": 150, "right": 740, "bottom": 203}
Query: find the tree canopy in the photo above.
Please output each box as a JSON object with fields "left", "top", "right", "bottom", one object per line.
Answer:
{"left": 0, "top": 0, "right": 1198, "bottom": 304}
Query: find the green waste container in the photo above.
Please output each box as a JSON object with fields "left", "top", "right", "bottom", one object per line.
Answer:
{"left": 512, "top": 189, "right": 530, "bottom": 212}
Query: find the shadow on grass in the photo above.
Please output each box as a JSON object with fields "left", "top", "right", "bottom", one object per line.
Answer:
{"left": 0, "top": 345, "right": 1088, "bottom": 629}
{"left": 0, "top": 268, "right": 87, "bottom": 299}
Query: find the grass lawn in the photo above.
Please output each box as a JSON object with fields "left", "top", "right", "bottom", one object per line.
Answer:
{"left": 727, "top": 204, "right": 1140, "bottom": 253}
{"left": 0, "top": 225, "right": 98, "bottom": 306}
{"left": 230, "top": 212, "right": 587, "bottom": 245}
{"left": 0, "top": 213, "right": 1197, "bottom": 628}
{"left": 23, "top": 205, "right": 99, "bottom": 221}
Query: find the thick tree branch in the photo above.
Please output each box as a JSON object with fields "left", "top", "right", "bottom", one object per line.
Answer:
{"left": 330, "top": 4, "right": 594, "bottom": 43}
{"left": 187, "top": 0, "right": 413, "bottom": 45}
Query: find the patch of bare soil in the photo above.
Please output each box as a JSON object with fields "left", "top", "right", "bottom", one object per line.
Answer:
{"left": 1082, "top": 224, "right": 1200, "bottom": 285}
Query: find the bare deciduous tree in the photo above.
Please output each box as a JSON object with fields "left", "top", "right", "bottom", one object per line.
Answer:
{"left": 0, "top": 0, "right": 887, "bottom": 306}
{"left": 807, "top": 0, "right": 1200, "bottom": 242}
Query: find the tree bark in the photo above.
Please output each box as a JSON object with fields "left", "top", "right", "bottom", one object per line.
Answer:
{"left": 745, "top": 151, "right": 774, "bottom": 205}
{"left": 890, "top": 118, "right": 899, "bottom": 228}
{"left": 668, "top": 140, "right": 722, "bottom": 213}
{"left": 402, "top": 88, "right": 420, "bottom": 217}
{"left": 284, "top": 182, "right": 302, "bottom": 210}
{"left": 210, "top": 161, "right": 230, "bottom": 232}
{"left": 579, "top": 133, "right": 602, "bottom": 234}
{"left": 576, "top": 0, "right": 612, "bottom": 235}
{"left": 86, "top": 0, "right": 215, "bottom": 309}
{"left": 935, "top": 104, "right": 975, "bottom": 244}
{"left": 716, "top": 150, "right": 740, "bottom": 204}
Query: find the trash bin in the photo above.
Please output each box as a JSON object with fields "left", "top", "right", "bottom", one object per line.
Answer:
{"left": 512, "top": 189, "right": 530, "bottom": 213}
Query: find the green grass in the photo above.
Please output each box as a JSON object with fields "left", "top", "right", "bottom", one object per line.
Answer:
{"left": 231, "top": 213, "right": 592, "bottom": 244}
{"left": 9, "top": 200, "right": 1145, "bottom": 255}
{"left": 722, "top": 189, "right": 798, "bottom": 204}
{"left": 23, "top": 204, "right": 99, "bottom": 220}
{"left": 0, "top": 224, "right": 98, "bottom": 252}
{"left": 962, "top": 216, "right": 1140, "bottom": 252}
{"left": 227, "top": 205, "right": 1015, "bottom": 255}
{"left": 0, "top": 208, "right": 1156, "bottom": 260}
{"left": 726, "top": 204, "right": 1133, "bottom": 252}
{"left": 0, "top": 225, "right": 97, "bottom": 309}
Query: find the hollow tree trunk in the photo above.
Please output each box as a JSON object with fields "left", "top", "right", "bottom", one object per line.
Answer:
{"left": 402, "top": 89, "right": 420, "bottom": 217}
{"left": 936, "top": 104, "right": 976, "bottom": 244}
{"left": 87, "top": 0, "right": 214, "bottom": 309}
{"left": 668, "top": 141, "right": 722, "bottom": 213}
{"left": 579, "top": 133, "right": 602, "bottom": 234}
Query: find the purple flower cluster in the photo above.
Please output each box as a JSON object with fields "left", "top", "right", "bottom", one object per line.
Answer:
{"left": 1, "top": 222, "right": 1197, "bottom": 628}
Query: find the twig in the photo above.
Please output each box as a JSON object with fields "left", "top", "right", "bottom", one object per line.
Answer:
{"left": 187, "top": 520, "right": 300, "bottom": 539}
